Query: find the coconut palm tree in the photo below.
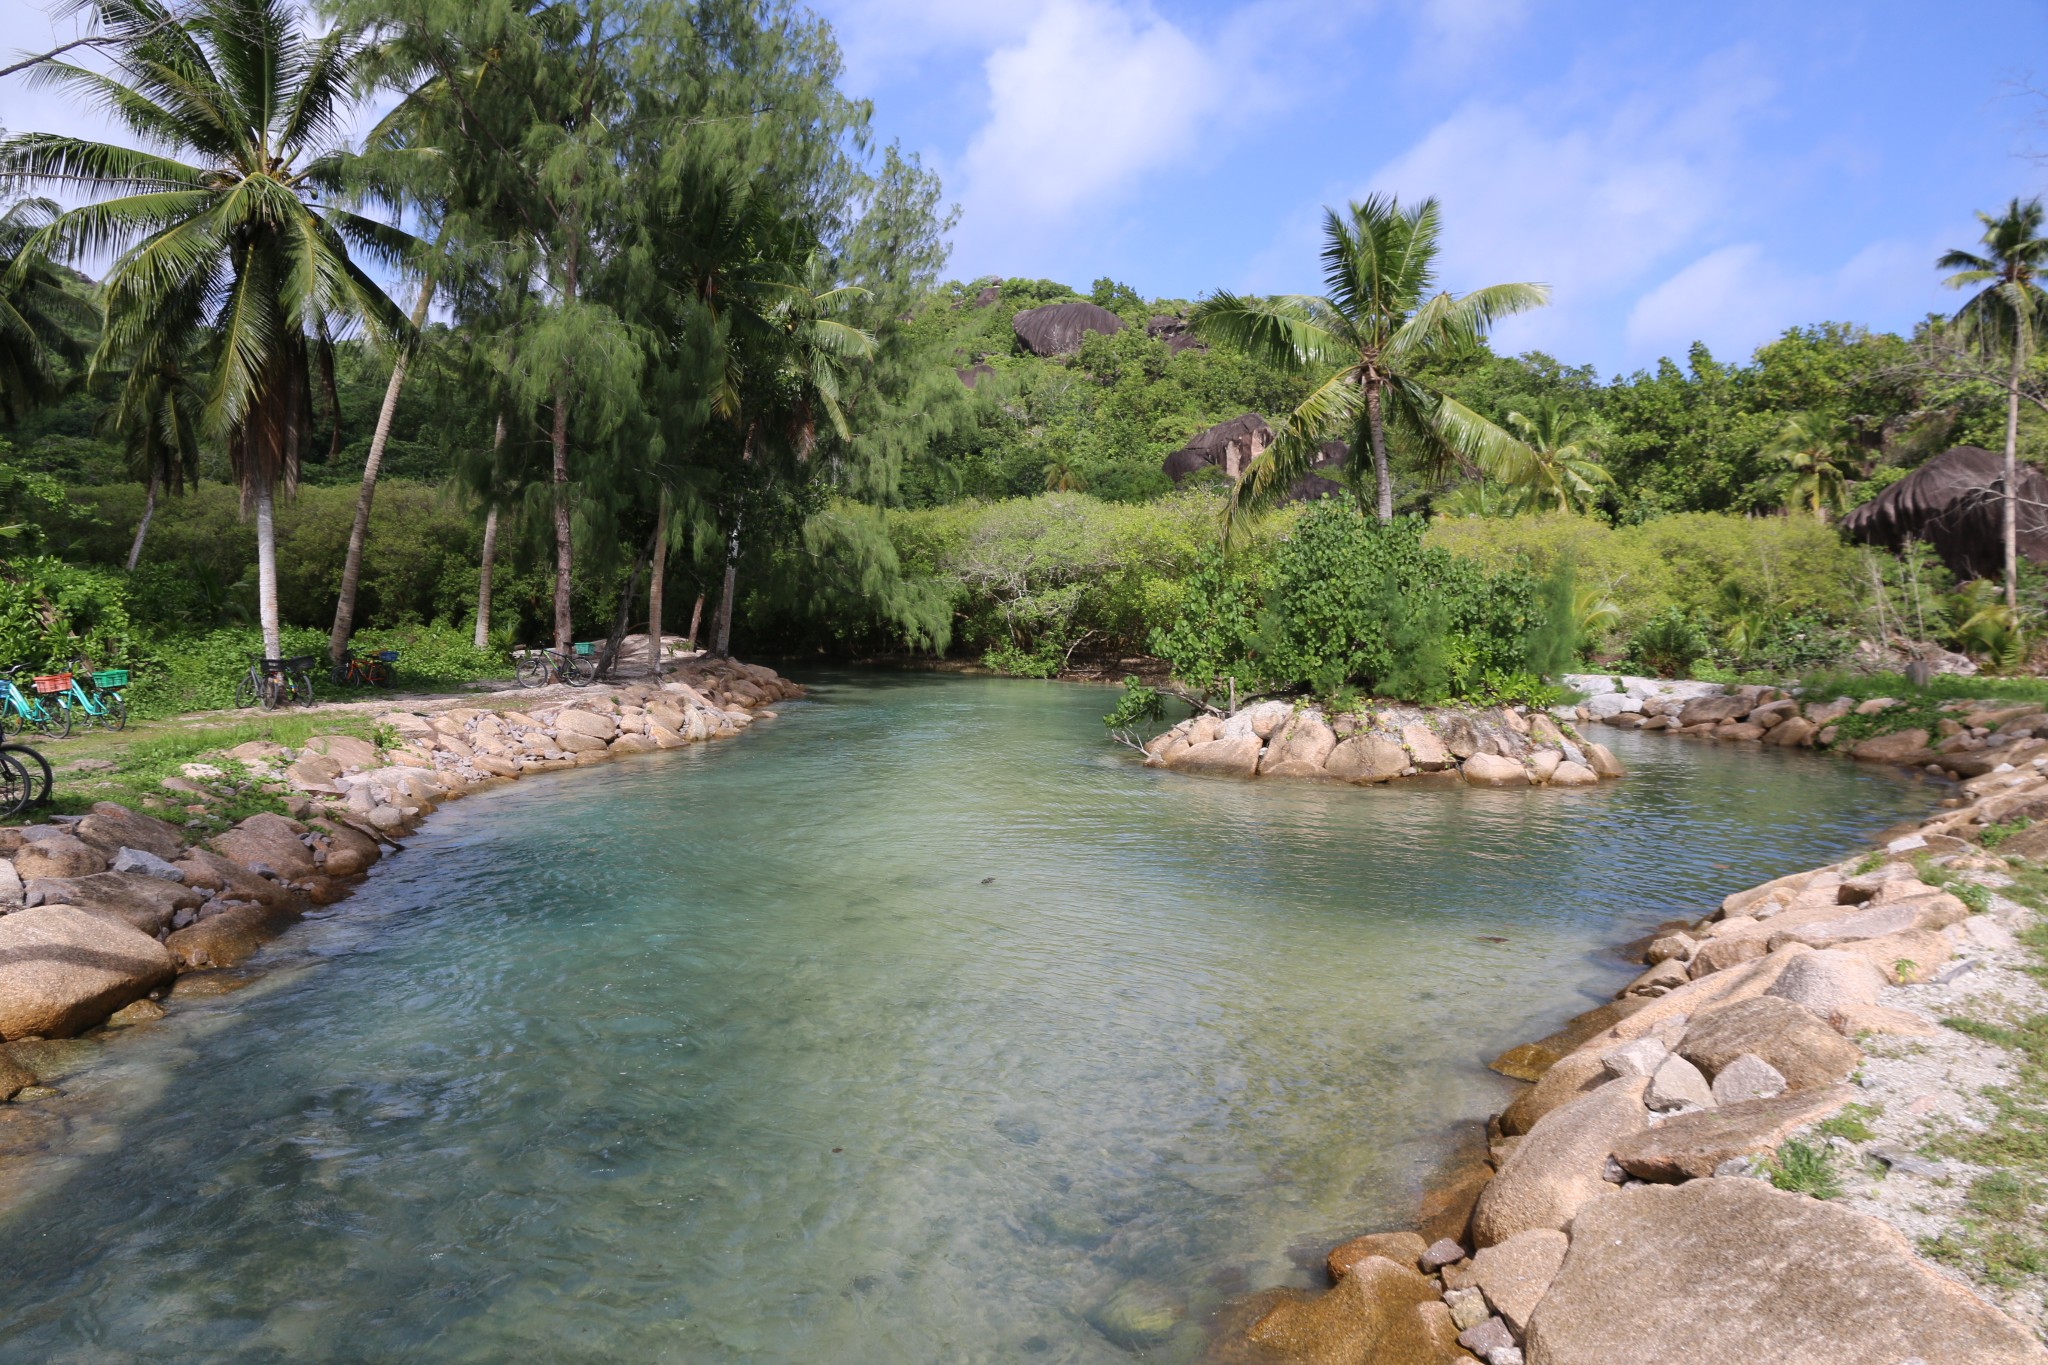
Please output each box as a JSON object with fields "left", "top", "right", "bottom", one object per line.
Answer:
{"left": 1500, "top": 399, "right": 1611, "bottom": 514}
{"left": 1042, "top": 452, "right": 1085, "bottom": 492}
{"left": 1760, "top": 411, "right": 1850, "bottom": 523}
{"left": 1940, "top": 197, "right": 2048, "bottom": 610}
{"left": 1189, "top": 194, "right": 1548, "bottom": 527}
{"left": 1, "top": 0, "right": 417, "bottom": 659}
{"left": 105, "top": 350, "right": 202, "bottom": 569}
{"left": 0, "top": 197, "right": 86, "bottom": 421}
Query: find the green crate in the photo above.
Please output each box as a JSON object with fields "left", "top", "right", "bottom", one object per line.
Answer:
{"left": 572, "top": 641, "right": 595, "bottom": 656}
{"left": 92, "top": 669, "right": 129, "bottom": 688}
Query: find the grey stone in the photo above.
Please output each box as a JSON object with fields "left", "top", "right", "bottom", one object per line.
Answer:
{"left": 1710, "top": 1053, "right": 1787, "bottom": 1105}
{"left": 110, "top": 847, "right": 186, "bottom": 882}
{"left": 1486, "top": 1348, "right": 1525, "bottom": 1365}
{"left": 1445, "top": 1285, "right": 1490, "bottom": 1331}
{"left": 1599, "top": 1036, "right": 1669, "bottom": 1079}
{"left": 1870, "top": 1147, "right": 1949, "bottom": 1178}
{"left": 1646, "top": 1053, "right": 1714, "bottom": 1112}
{"left": 1458, "top": 1315, "right": 1515, "bottom": 1356}
{"left": 1420, "top": 1237, "right": 1467, "bottom": 1270}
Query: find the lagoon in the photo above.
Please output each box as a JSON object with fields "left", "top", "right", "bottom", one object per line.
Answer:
{"left": 0, "top": 673, "right": 1933, "bottom": 1362}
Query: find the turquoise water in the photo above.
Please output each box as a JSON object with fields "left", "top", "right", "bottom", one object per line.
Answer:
{"left": 0, "top": 675, "right": 1933, "bottom": 1362}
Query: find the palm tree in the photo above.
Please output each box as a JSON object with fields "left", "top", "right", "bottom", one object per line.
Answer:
{"left": 1940, "top": 197, "right": 2048, "bottom": 609}
{"left": 1, "top": 0, "right": 417, "bottom": 660}
{"left": 1761, "top": 412, "right": 1850, "bottom": 523}
{"left": 105, "top": 351, "right": 201, "bottom": 569}
{"left": 1042, "top": 452, "right": 1085, "bottom": 492}
{"left": 0, "top": 197, "right": 86, "bottom": 421}
{"left": 1189, "top": 194, "right": 1548, "bottom": 527}
{"left": 1500, "top": 399, "right": 1611, "bottom": 514}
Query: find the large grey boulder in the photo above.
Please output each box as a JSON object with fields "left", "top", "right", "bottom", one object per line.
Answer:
{"left": 110, "top": 847, "right": 185, "bottom": 883}
{"left": 25, "top": 871, "right": 201, "bottom": 936}
{"left": 1710, "top": 1053, "right": 1788, "bottom": 1105}
{"left": 1468, "top": 1228, "right": 1568, "bottom": 1336}
{"left": 1612, "top": 1085, "right": 1852, "bottom": 1181}
{"left": 1168, "top": 735, "right": 1263, "bottom": 778}
{"left": 1261, "top": 713, "right": 1337, "bottom": 776}
{"left": 1677, "top": 694, "right": 1750, "bottom": 727}
{"left": 1523, "top": 1178, "right": 2048, "bottom": 1363}
{"left": 72, "top": 803, "right": 187, "bottom": 862}
{"left": 1325, "top": 735, "right": 1410, "bottom": 783}
{"left": 553, "top": 708, "right": 618, "bottom": 741}
{"left": 1472, "top": 1076, "right": 1650, "bottom": 1246}
{"left": 0, "top": 905, "right": 176, "bottom": 1039}
{"left": 13, "top": 831, "right": 108, "bottom": 880}
{"left": 1677, "top": 996, "right": 1861, "bottom": 1091}
{"left": 1645, "top": 1053, "right": 1713, "bottom": 1112}
{"left": 1763, "top": 949, "right": 1887, "bottom": 1016}
{"left": 1462, "top": 753, "right": 1529, "bottom": 787}
{"left": 210, "top": 813, "right": 317, "bottom": 881}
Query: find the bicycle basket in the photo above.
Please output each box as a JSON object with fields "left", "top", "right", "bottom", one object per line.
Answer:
{"left": 572, "top": 641, "right": 595, "bottom": 656}
{"left": 92, "top": 669, "right": 129, "bottom": 688}
{"left": 374, "top": 650, "right": 399, "bottom": 662}
{"left": 31, "top": 673, "right": 72, "bottom": 695}
{"left": 285, "top": 655, "right": 317, "bottom": 671}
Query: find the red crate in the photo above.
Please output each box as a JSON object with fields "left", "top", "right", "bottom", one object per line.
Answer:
{"left": 31, "top": 673, "right": 72, "bottom": 695}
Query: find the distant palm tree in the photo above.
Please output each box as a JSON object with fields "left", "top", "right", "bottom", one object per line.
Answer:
{"left": 0, "top": 197, "right": 86, "bottom": 421}
{"left": 1, "top": 0, "right": 417, "bottom": 659}
{"left": 1042, "top": 453, "right": 1085, "bottom": 493}
{"left": 1190, "top": 193, "right": 1548, "bottom": 528}
{"left": 1501, "top": 399, "right": 1611, "bottom": 514}
{"left": 1940, "top": 196, "right": 2048, "bottom": 609}
{"left": 104, "top": 352, "right": 202, "bottom": 569}
{"left": 1761, "top": 412, "right": 1850, "bottom": 523}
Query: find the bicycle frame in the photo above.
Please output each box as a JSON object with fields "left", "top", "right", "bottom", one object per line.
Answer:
{"left": 0, "top": 678, "right": 58, "bottom": 728}
{"left": 62, "top": 677, "right": 112, "bottom": 720}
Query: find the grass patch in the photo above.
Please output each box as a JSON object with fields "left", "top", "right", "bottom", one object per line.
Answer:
{"left": 1982, "top": 818, "right": 2034, "bottom": 851}
{"left": 1801, "top": 669, "right": 2048, "bottom": 709}
{"left": 1815, "top": 1102, "right": 1882, "bottom": 1143}
{"left": 1765, "top": 1139, "right": 1842, "bottom": 1199}
{"left": 1853, "top": 852, "right": 1885, "bottom": 876}
{"left": 9, "top": 712, "right": 381, "bottom": 826}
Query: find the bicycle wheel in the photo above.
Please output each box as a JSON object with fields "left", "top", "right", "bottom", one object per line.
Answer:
{"left": 3, "top": 742, "right": 52, "bottom": 805}
{"left": 0, "top": 751, "right": 29, "bottom": 820}
{"left": 515, "top": 654, "right": 548, "bottom": 688}
{"left": 34, "top": 698, "right": 71, "bottom": 740}
{"left": 102, "top": 693, "right": 127, "bottom": 731}
{"left": 293, "top": 669, "right": 316, "bottom": 706}
{"left": 0, "top": 699, "right": 15, "bottom": 738}
{"left": 564, "top": 652, "right": 595, "bottom": 687}
{"left": 369, "top": 661, "right": 395, "bottom": 688}
{"left": 234, "top": 669, "right": 260, "bottom": 709}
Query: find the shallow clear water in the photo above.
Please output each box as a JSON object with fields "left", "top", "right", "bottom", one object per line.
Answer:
{"left": 0, "top": 675, "right": 1934, "bottom": 1362}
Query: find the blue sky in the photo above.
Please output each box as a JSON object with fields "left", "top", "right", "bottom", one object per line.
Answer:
{"left": 814, "top": 0, "right": 2047, "bottom": 375}
{"left": 2, "top": 0, "right": 2041, "bottom": 376}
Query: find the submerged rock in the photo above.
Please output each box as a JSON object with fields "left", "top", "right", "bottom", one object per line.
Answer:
{"left": 1086, "top": 1280, "right": 1185, "bottom": 1349}
{"left": 0, "top": 905, "right": 175, "bottom": 1039}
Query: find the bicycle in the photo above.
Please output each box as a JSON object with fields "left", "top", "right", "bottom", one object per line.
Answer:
{"left": 0, "top": 665, "right": 72, "bottom": 739}
{"left": 233, "top": 655, "right": 318, "bottom": 710}
{"left": 59, "top": 659, "right": 128, "bottom": 731}
{"left": 512, "top": 642, "right": 595, "bottom": 688}
{"left": 337, "top": 646, "right": 399, "bottom": 689}
{"left": 0, "top": 740, "right": 51, "bottom": 818}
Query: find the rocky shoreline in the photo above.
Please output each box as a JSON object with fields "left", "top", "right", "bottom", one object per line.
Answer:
{"left": 1209, "top": 736, "right": 2048, "bottom": 1363}
{"left": 1143, "top": 698, "right": 1627, "bottom": 788}
{"left": 0, "top": 657, "right": 802, "bottom": 1102}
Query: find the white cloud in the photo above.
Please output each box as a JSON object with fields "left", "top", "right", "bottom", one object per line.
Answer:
{"left": 949, "top": 0, "right": 1219, "bottom": 267}
{"left": 1625, "top": 235, "right": 1952, "bottom": 364}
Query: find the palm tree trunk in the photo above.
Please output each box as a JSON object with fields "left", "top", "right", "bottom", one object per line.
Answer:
{"left": 648, "top": 486, "right": 668, "bottom": 676}
{"left": 713, "top": 520, "right": 740, "bottom": 658}
{"left": 125, "top": 463, "right": 159, "bottom": 571}
{"left": 687, "top": 592, "right": 704, "bottom": 651}
{"left": 1364, "top": 380, "right": 1394, "bottom": 524}
{"left": 474, "top": 503, "right": 499, "bottom": 650}
{"left": 254, "top": 464, "right": 282, "bottom": 661}
{"left": 2006, "top": 345, "right": 2023, "bottom": 611}
{"left": 328, "top": 283, "right": 433, "bottom": 671}
{"left": 551, "top": 386, "right": 574, "bottom": 651}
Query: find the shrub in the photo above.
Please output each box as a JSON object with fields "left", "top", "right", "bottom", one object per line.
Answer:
{"left": 1627, "top": 607, "right": 1711, "bottom": 677}
{"left": 1766, "top": 1139, "right": 1842, "bottom": 1199}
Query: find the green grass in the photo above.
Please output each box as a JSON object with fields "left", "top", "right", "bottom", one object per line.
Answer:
{"left": 1765, "top": 1139, "right": 1843, "bottom": 1199}
{"left": 1981, "top": 818, "right": 2034, "bottom": 851}
{"left": 1815, "top": 1102, "right": 1882, "bottom": 1143}
{"left": 10, "top": 712, "right": 380, "bottom": 826}
{"left": 1801, "top": 669, "right": 2048, "bottom": 708}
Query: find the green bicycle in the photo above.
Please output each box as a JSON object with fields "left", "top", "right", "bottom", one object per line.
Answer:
{"left": 59, "top": 660, "right": 128, "bottom": 731}
{"left": 0, "top": 665, "right": 72, "bottom": 739}
{"left": 513, "top": 642, "right": 595, "bottom": 688}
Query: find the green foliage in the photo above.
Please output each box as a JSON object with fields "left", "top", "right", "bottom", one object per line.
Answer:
{"left": 123, "top": 623, "right": 507, "bottom": 717}
{"left": 1765, "top": 1139, "right": 1842, "bottom": 1199}
{"left": 1102, "top": 676, "right": 1164, "bottom": 732}
{"left": 1626, "top": 607, "right": 1711, "bottom": 678}
{"left": 0, "top": 556, "right": 133, "bottom": 668}
{"left": 1983, "top": 820, "right": 2033, "bottom": 852}
{"left": 1814, "top": 1103, "right": 1881, "bottom": 1143}
{"left": 1152, "top": 505, "right": 1572, "bottom": 704}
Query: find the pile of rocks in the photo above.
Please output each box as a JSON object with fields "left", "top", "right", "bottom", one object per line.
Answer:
{"left": 1575, "top": 673, "right": 2048, "bottom": 781}
{"left": 0, "top": 659, "right": 801, "bottom": 1100}
{"left": 1143, "top": 700, "right": 1626, "bottom": 789}
{"left": 1218, "top": 762, "right": 2048, "bottom": 1362}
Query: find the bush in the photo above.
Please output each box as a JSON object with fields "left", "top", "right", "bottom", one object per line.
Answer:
{"left": 1627, "top": 607, "right": 1711, "bottom": 677}
{"left": 1154, "top": 506, "right": 1574, "bottom": 704}
{"left": 0, "top": 556, "right": 135, "bottom": 669}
